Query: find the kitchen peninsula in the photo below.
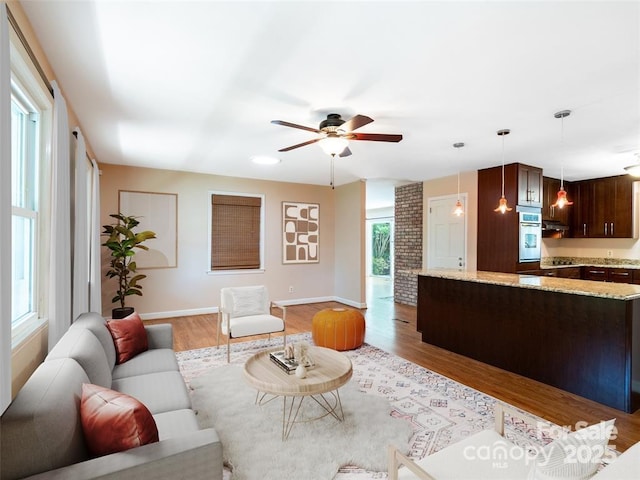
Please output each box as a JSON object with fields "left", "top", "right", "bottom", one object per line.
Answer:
{"left": 417, "top": 270, "right": 640, "bottom": 413}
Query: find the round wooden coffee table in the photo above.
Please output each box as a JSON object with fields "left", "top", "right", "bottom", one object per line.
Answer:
{"left": 243, "top": 346, "right": 353, "bottom": 440}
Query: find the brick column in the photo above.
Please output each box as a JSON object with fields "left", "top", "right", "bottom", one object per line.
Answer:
{"left": 394, "top": 183, "right": 423, "bottom": 306}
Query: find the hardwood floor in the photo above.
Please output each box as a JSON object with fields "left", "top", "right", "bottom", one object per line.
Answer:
{"left": 148, "top": 287, "right": 640, "bottom": 453}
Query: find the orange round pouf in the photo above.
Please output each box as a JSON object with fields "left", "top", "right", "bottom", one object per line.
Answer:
{"left": 312, "top": 308, "right": 365, "bottom": 351}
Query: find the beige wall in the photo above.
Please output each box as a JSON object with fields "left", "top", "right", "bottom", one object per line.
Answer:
{"left": 334, "top": 181, "right": 366, "bottom": 307}
{"left": 99, "top": 164, "right": 368, "bottom": 317}
{"left": 422, "top": 170, "right": 479, "bottom": 271}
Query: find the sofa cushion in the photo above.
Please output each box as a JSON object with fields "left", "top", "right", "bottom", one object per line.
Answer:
{"left": 530, "top": 419, "right": 616, "bottom": 480}
{"left": 153, "top": 409, "right": 201, "bottom": 440}
{"left": 81, "top": 383, "right": 159, "bottom": 457}
{"left": 46, "top": 327, "right": 112, "bottom": 387}
{"left": 111, "top": 371, "right": 192, "bottom": 414}
{"left": 71, "top": 312, "right": 117, "bottom": 370}
{"left": 107, "top": 312, "right": 149, "bottom": 364}
{"left": 0, "top": 358, "right": 90, "bottom": 480}
{"left": 112, "top": 348, "right": 179, "bottom": 380}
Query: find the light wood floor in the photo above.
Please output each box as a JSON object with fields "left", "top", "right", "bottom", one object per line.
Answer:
{"left": 148, "top": 294, "right": 640, "bottom": 452}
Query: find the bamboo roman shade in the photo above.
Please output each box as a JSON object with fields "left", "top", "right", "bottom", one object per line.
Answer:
{"left": 211, "top": 194, "right": 261, "bottom": 270}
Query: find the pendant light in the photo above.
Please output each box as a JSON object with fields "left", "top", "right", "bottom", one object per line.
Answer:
{"left": 453, "top": 142, "right": 465, "bottom": 216}
{"left": 494, "top": 129, "right": 512, "bottom": 214}
{"left": 551, "top": 110, "right": 573, "bottom": 208}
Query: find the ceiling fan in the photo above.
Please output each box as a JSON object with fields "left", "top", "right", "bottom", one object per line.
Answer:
{"left": 271, "top": 113, "right": 403, "bottom": 158}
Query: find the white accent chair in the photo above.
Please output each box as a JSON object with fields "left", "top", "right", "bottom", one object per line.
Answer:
{"left": 217, "top": 285, "right": 286, "bottom": 362}
{"left": 388, "top": 404, "right": 618, "bottom": 480}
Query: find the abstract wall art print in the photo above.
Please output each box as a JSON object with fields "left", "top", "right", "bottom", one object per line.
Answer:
{"left": 282, "top": 202, "right": 319, "bottom": 264}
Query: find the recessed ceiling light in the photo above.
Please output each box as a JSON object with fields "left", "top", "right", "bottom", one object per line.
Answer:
{"left": 251, "top": 156, "right": 281, "bottom": 165}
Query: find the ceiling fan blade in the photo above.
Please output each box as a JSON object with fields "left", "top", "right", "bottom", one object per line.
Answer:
{"left": 338, "top": 114, "right": 373, "bottom": 133}
{"left": 271, "top": 120, "right": 320, "bottom": 133}
{"left": 350, "top": 133, "right": 403, "bottom": 143}
{"left": 277, "top": 137, "right": 321, "bottom": 152}
{"left": 339, "top": 146, "right": 352, "bottom": 158}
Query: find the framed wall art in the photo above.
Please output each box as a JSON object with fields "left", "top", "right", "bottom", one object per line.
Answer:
{"left": 118, "top": 190, "right": 178, "bottom": 268}
{"left": 282, "top": 202, "right": 319, "bottom": 264}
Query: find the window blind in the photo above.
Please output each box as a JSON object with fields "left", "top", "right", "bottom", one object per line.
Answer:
{"left": 211, "top": 194, "right": 261, "bottom": 270}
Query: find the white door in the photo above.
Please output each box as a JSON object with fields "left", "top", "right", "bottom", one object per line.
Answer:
{"left": 427, "top": 195, "right": 466, "bottom": 269}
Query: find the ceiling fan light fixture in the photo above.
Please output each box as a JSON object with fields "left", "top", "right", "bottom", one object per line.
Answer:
{"left": 319, "top": 136, "right": 349, "bottom": 157}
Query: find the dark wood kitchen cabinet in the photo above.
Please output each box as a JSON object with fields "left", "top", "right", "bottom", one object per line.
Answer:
{"left": 570, "top": 180, "right": 590, "bottom": 238}
{"left": 524, "top": 267, "right": 581, "bottom": 279}
{"left": 518, "top": 164, "right": 542, "bottom": 207}
{"left": 582, "top": 266, "right": 634, "bottom": 283}
{"left": 571, "top": 175, "right": 634, "bottom": 238}
{"left": 478, "top": 163, "right": 540, "bottom": 274}
{"left": 542, "top": 176, "right": 570, "bottom": 225}
{"left": 418, "top": 272, "right": 640, "bottom": 412}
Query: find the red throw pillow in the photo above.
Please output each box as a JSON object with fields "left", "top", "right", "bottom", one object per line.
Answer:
{"left": 107, "top": 312, "right": 148, "bottom": 364}
{"left": 80, "top": 383, "right": 159, "bottom": 457}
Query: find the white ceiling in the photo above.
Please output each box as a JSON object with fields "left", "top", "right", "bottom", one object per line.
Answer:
{"left": 20, "top": 1, "right": 640, "bottom": 208}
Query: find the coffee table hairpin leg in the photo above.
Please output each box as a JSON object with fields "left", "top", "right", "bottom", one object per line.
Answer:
{"left": 280, "top": 390, "right": 345, "bottom": 440}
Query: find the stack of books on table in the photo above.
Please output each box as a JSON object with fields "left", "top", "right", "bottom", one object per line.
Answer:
{"left": 269, "top": 351, "right": 298, "bottom": 375}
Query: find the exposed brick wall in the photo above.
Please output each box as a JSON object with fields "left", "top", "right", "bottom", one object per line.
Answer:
{"left": 394, "top": 183, "right": 423, "bottom": 306}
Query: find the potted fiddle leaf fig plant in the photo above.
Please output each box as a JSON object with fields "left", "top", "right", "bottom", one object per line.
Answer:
{"left": 102, "top": 213, "right": 157, "bottom": 319}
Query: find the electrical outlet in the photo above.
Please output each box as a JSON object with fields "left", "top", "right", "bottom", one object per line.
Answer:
{"left": 607, "top": 250, "right": 613, "bottom": 258}
{"left": 288, "top": 286, "right": 294, "bottom": 293}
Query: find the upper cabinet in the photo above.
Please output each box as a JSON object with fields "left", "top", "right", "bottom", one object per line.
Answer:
{"left": 570, "top": 175, "right": 635, "bottom": 238}
{"left": 518, "top": 164, "right": 543, "bottom": 207}
{"left": 542, "top": 176, "right": 570, "bottom": 225}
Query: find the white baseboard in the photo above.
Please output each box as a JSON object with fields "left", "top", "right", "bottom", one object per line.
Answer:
{"left": 139, "top": 307, "right": 218, "bottom": 321}
{"left": 333, "top": 297, "right": 367, "bottom": 309}
{"left": 140, "top": 296, "right": 367, "bottom": 320}
{"left": 275, "top": 296, "right": 334, "bottom": 306}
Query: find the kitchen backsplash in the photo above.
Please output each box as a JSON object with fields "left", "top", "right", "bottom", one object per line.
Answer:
{"left": 541, "top": 256, "right": 640, "bottom": 267}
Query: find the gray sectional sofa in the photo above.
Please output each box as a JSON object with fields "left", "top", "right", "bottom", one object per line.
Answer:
{"left": 1, "top": 312, "right": 223, "bottom": 480}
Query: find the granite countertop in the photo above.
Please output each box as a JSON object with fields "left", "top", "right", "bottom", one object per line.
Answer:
{"left": 541, "top": 263, "right": 640, "bottom": 270}
{"left": 418, "top": 269, "right": 640, "bottom": 300}
{"left": 540, "top": 257, "right": 640, "bottom": 270}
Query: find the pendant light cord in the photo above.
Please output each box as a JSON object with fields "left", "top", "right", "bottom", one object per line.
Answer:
{"left": 501, "top": 134, "right": 506, "bottom": 197}
{"left": 560, "top": 114, "right": 565, "bottom": 189}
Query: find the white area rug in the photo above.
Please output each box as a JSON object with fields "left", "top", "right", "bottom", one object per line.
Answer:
{"left": 190, "top": 365, "right": 412, "bottom": 480}
{"left": 177, "top": 333, "right": 556, "bottom": 480}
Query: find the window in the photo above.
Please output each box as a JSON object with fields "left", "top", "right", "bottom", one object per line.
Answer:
{"left": 11, "top": 90, "right": 38, "bottom": 336}
{"left": 209, "top": 193, "right": 264, "bottom": 272}
{"left": 9, "top": 40, "right": 51, "bottom": 347}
